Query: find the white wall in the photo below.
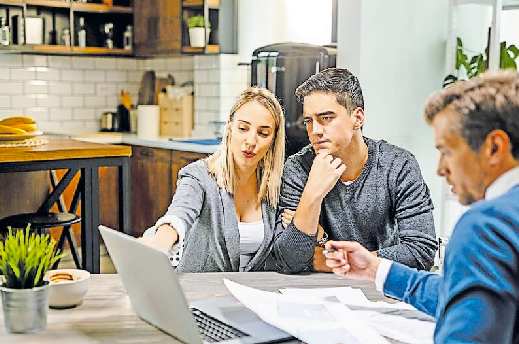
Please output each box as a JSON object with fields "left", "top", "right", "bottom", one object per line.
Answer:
{"left": 238, "top": 0, "right": 333, "bottom": 63}
{"left": 501, "top": 9, "right": 519, "bottom": 47}
{"left": 337, "top": 0, "right": 449, "bottom": 236}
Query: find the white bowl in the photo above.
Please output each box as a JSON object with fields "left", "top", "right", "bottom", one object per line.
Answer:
{"left": 44, "top": 269, "right": 90, "bottom": 309}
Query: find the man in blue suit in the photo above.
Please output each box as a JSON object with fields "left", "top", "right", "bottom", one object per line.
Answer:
{"left": 324, "top": 70, "right": 519, "bottom": 343}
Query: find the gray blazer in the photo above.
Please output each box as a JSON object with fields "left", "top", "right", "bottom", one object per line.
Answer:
{"left": 166, "top": 160, "right": 277, "bottom": 273}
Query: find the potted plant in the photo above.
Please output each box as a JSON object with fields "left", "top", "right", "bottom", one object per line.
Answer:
{"left": 444, "top": 37, "right": 519, "bottom": 88}
{"left": 0, "top": 226, "right": 63, "bottom": 333}
{"left": 187, "top": 15, "right": 211, "bottom": 48}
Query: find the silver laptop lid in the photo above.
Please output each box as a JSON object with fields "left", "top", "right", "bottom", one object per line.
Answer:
{"left": 99, "top": 225, "right": 203, "bottom": 344}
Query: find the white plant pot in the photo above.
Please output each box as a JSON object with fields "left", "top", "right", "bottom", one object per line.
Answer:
{"left": 189, "top": 27, "right": 211, "bottom": 48}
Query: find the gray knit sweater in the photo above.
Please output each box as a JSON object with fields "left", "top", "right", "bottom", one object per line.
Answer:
{"left": 274, "top": 137, "right": 437, "bottom": 273}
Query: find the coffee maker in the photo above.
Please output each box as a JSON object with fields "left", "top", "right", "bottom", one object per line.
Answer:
{"left": 101, "top": 23, "right": 114, "bottom": 49}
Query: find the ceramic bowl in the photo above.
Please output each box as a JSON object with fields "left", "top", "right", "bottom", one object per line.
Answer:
{"left": 44, "top": 269, "right": 90, "bottom": 309}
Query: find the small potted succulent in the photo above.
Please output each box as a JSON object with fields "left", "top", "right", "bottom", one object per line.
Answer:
{"left": 187, "top": 15, "right": 211, "bottom": 48}
{"left": 0, "top": 226, "right": 63, "bottom": 333}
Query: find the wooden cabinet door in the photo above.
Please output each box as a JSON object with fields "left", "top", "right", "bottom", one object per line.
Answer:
{"left": 170, "top": 150, "right": 208, "bottom": 195}
{"left": 134, "top": 0, "right": 182, "bottom": 56}
{"left": 130, "top": 145, "right": 173, "bottom": 237}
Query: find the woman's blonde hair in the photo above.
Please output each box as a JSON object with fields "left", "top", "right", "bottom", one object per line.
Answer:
{"left": 206, "top": 87, "right": 285, "bottom": 207}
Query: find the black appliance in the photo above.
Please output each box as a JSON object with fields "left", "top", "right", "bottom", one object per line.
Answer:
{"left": 251, "top": 42, "right": 336, "bottom": 156}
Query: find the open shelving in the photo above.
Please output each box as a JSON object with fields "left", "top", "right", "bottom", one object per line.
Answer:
{"left": 0, "top": 0, "right": 134, "bottom": 55}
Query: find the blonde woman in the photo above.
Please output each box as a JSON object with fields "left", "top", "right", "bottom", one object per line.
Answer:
{"left": 141, "top": 87, "right": 285, "bottom": 272}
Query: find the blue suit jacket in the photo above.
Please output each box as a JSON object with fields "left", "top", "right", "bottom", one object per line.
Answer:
{"left": 383, "top": 185, "right": 519, "bottom": 343}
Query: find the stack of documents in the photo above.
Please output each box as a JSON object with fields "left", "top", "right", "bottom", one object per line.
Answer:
{"left": 279, "top": 287, "right": 435, "bottom": 344}
{"left": 224, "top": 280, "right": 435, "bottom": 344}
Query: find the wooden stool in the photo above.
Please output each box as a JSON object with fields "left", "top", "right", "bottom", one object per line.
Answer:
{"left": 0, "top": 212, "right": 82, "bottom": 269}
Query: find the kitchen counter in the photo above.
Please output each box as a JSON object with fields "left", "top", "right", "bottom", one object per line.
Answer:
{"left": 69, "top": 133, "right": 220, "bottom": 154}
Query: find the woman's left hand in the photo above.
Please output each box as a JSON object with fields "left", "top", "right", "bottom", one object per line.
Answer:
{"left": 281, "top": 209, "right": 295, "bottom": 228}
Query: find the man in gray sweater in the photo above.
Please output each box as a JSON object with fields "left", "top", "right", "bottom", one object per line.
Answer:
{"left": 274, "top": 68, "right": 437, "bottom": 273}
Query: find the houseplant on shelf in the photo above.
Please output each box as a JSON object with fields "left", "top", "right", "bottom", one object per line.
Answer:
{"left": 444, "top": 37, "right": 519, "bottom": 87}
{"left": 0, "top": 226, "right": 63, "bottom": 333}
{"left": 187, "top": 15, "right": 211, "bottom": 48}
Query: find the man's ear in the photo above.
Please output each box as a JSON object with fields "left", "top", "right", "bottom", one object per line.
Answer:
{"left": 486, "top": 130, "right": 510, "bottom": 165}
{"left": 352, "top": 108, "right": 365, "bottom": 130}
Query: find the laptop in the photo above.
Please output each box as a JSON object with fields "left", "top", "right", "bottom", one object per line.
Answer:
{"left": 99, "top": 225, "right": 293, "bottom": 344}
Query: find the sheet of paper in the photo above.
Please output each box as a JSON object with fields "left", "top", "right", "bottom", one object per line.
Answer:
{"left": 224, "top": 279, "right": 390, "bottom": 344}
{"left": 279, "top": 287, "right": 435, "bottom": 344}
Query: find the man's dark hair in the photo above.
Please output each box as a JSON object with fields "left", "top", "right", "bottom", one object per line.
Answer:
{"left": 424, "top": 70, "right": 519, "bottom": 159}
{"left": 295, "top": 68, "right": 365, "bottom": 113}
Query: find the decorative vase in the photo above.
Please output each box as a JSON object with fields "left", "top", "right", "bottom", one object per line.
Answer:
{"left": 1, "top": 284, "right": 49, "bottom": 334}
{"left": 188, "top": 27, "right": 211, "bottom": 48}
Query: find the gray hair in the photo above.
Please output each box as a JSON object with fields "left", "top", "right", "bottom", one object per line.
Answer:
{"left": 295, "top": 68, "right": 364, "bottom": 113}
{"left": 424, "top": 70, "right": 519, "bottom": 159}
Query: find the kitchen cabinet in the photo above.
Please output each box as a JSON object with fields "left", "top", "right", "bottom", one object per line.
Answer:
{"left": 133, "top": 0, "right": 236, "bottom": 56}
{"left": 133, "top": 0, "right": 182, "bottom": 56}
{"left": 0, "top": 0, "right": 134, "bottom": 56}
{"left": 129, "top": 145, "right": 207, "bottom": 237}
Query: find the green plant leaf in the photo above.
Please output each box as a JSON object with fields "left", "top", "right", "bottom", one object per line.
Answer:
{"left": 443, "top": 74, "right": 458, "bottom": 88}
{"left": 0, "top": 224, "right": 65, "bottom": 289}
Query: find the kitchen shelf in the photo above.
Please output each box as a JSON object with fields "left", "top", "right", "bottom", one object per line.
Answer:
{"left": 182, "top": 0, "right": 219, "bottom": 8}
{"left": 25, "top": 0, "right": 71, "bottom": 8}
{"left": 182, "top": 44, "right": 219, "bottom": 54}
{"left": 0, "top": 0, "right": 24, "bottom": 6}
{"left": 33, "top": 44, "right": 73, "bottom": 53}
{"left": 72, "top": 46, "right": 133, "bottom": 55}
{"left": 71, "top": 3, "right": 132, "bottom": 14}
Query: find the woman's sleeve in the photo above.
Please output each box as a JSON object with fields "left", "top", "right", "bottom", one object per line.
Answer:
{"left": 142, "top": 165, "right": 206, "bottom": 266}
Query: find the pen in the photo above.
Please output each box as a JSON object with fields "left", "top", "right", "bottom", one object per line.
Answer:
{"left": 322, "top": 248, "right": 337, "bottom": 255}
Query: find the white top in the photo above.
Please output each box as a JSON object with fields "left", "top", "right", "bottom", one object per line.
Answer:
{"left": 238, "top": 219, "right": 265, "bottom": 271}
{"left": 375, "top": 165, "right": 519, "bottom": 292}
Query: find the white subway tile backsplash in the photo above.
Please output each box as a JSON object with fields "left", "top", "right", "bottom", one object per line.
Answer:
{"left": 36, "top": 69, "right": 61, "bottom": 81}
{"left": 24, "top": 81, "right": 49, "bottom": 94}
{"left": 37, "top": 95, "right": 61, "bottom": 107}
{"left": 72, "top": 57, "right": 95, "bottom": 69}
{"left": 219, "top": 54, "right": 239, "bottom": 68}
{"left": 10, "top": 68, "right": 36, "bottom": 81}
{"left": 0, "top": 54, "right": 195, "bottom": 132}
{"left": 194, "top": 70, "right": 208, "bottom": 83}
{"left": 181, "top": 57, "right": 194, "bottom": 70}
{"left": 0, "top": 82, "right": 23, "bottom": 95}
{"left": 73, "top": 108, "right": 95, "bottom": 120}
{"left": 0, "top": 69, "right": 9, "bottom": 80}
{"left": 84, "top": 70, "right": 106, "bottom": 82}
{"left": 0, "top": 96, "right": 10, "bottom": 108}
{"left": 11, "top": 95, "right": 37, "bottom": 108}
{"left": 199, "top": 84, "right": 218, "bottom": 97}
{"left": 25, "top": 107, "right": 49, "bottom": 121}
{"left": 106, "top": 71, "right": 127, "bottom": 82}
{"left": 50, "top": 108, "right": 73, "bottom": 121}
{"left": 0, "top": 109, "right": 21, "bottom": 117}
{"left": 97, "top": 84, "right": 117, "bottom": 96}
{"left": 49, "top": 82, "right": 73, "bottom": 95}
{"left": 208, "top": 70, "right": 220, "bottom": 83}
{"left": 127, "top": 71, "right": 142, "bottom": 82}
{"left": 94, "top": 58, "right": 117, "bottom": 70}
{"left": 0, "top": 55, "right": 22, "bottom": 68}
{"left": 207, "top": 97, "right": 220, "bottom": 111}
{"left": 73, "top": 83, "right": 95, "bottom": 95}
{"left": 23, "top": 55, "right": 48, "bottom": 67}
{"left": 61, "top": 96, "right": 84, "bottom": 107}
{"left": 195, "top": 97, "right": 208, "bottom": 111}
{"left": 48, "top": 56, "right": 72, "bottom": 68}
{"left": 117, "top": 58, "right": 139, "bottom": 70}
{"left": 166, "top": 58, "right": 181, "bottom": 70}
{"left": 84, "top": 95, "right": 106, "bottom": 107}
{"left": 61, "top": 70, "right": 84, "bottom": 82}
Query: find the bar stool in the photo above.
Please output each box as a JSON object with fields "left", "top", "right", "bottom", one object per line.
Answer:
{"left": 0, "top": 212, "right": 82, "bottom": 269}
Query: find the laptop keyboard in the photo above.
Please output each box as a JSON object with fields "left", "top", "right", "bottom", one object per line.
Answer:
{"left": 190, "top": 308, "right": 249, "bottom": 343}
